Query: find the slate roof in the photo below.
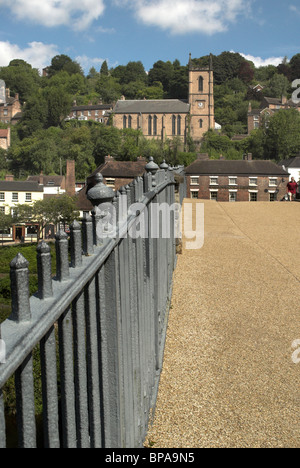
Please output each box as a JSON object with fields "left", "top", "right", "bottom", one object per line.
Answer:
{"left": 27, "top": 175, "right": 64, "bottom": 187}
{"left": 279, "top": 156, "right": 300, "bottom": 168}
{"left": 113, "top": 99, "right": 190, "bottom": 114}
{"left": 71, "top": 104, "right": 112, "bottom": 111}
{"left": 0, "top": 180, "right": 43, "bottom": 192}
{"left": 88, "top": 159, "right": 147, "bottom": 179}
{"left": 185, "top": 159, "right": 290, "bottom": 176}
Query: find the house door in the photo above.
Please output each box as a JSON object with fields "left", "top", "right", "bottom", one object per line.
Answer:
{"left": 14, "top": 226, "right": 25, "bottom": 241}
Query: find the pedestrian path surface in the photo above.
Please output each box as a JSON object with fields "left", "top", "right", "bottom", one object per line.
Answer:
{"left": 145, "top": 200, "right": 300, "bottom": 448}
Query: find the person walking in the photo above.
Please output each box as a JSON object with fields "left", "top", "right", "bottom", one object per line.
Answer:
{"left": 287, "top": 177, "right": 298, "bottom": 201}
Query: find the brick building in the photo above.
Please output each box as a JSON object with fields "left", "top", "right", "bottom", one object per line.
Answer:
{"left": 112, "top": 54, "right": 215, "bottom": 145}
{"left": 67, "top": 101, "right": 113, "bottom": 124}
{"left": 0, "top": 83, "right": 22, "bottom": 125}
{"left": 186, "top": 154, "right": 289, "bottom": 202}
{"left": 76, "top": 156, "right": 147, "bottom": 215}
{"left": 0, "top": 128, "right": 10, "bottom": 150}
{"left": 248, "top": 96, "right": 300, "bottom": 133}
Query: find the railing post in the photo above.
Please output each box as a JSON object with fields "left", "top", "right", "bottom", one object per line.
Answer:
{"left": 37, "top": 241, "right": 53, "bottom": 300}
{"left": 10, "top": 253, "right": 31, "bottom": 323}
{"left": 87, "top": 173, "right": 115, "bottom": 246}
{"left": 70, "top": 220, "right": 82, "bottom": 268}
{"left": 55, "top": 231, "right": 69, "bottom": 282}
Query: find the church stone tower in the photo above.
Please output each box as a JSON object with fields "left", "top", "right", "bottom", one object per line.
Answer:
{"left": 188, "top": 54, "right": 214, "bottom": 143}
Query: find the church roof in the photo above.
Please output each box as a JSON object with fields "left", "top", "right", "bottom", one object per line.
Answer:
{"left": 113, "top": 99, "right": 190, "bottom": 114}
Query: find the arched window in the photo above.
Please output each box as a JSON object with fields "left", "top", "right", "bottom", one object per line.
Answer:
{"left": 123, "top": 115, "right": 127, "bottom": 129}
{"left": 199, "top": 119, "right": 203, "bottom": 129}
{"left": 198, "top": 76, "right": 204, "bottom": 92}
{"left": 177, "top": 115, "right": 181, "bottom": 135}
{"left": 172, "top": 115, "right": 176, "bottom": 136}
{"left": 128, "top": 115, "right": 132, "bottom": 128}
{"left": 148, "top": 115, "right": 152, "bottom": 135}
{"left": 153, "top": 115, "right": 158, "bottom": 135}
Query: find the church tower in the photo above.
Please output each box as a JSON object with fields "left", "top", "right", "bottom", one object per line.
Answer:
{"left": 188, "top": 54, "right": 214, "bottom": 143}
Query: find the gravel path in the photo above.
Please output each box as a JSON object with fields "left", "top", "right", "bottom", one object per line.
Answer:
{"left": 145, "top": 200, "right": 300, "bottom": 448}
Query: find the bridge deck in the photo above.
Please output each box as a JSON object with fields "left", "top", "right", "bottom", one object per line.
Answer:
{"left": 146, "top": 200, "right": 300, "bottom": 448}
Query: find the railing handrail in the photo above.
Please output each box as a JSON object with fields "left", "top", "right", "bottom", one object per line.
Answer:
{"left": 0, "top": 169, "right": 176, "bottom": 388}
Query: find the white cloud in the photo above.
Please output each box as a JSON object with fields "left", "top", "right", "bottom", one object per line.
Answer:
{"left": 0, "top": 0, "right": 106, "bottom": 31}
{"left": 238, "top": 52, "right": 284, "bottom": 68}
{"left": 114, "top": 0, "right": 252, "bottom": 35}
{"left": 0, "top": 41, "right": 59, "bottom": 72}
{"left": 290, "top": 4, "right": 300, "bottom": 15}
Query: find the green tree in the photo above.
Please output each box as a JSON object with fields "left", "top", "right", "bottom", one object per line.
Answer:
{"left": 48, "top": 55, "right": 83, "bottom": 77}
{"left": 100, "top": 60, "right": 109, "bottom": 76}
{"left": 33, "top": 195, "right": 79, "bottom": 239}
{"left": 0, "top": 59, "right": 40, "bottom": 103}
{"left": 95, "top": 75, "right": 122, "bottom": 103}
{"left": 265, "top": 109, "right": 300, "bottom": 160}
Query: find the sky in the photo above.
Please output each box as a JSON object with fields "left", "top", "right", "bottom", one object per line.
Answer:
{"left": 0, "top": 0, "right": 299, "bottom": 75}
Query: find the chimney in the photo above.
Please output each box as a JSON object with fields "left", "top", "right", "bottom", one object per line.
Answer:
{"left": 5, "top": 88, "right": 10, "bottom": 100}
{"left": 5, "top": 174, "right": 14, "bottom": 181}
{"left": 66, "top": 160, "right": 76, "bottom": 196}
{"left": 14, "top": 93, "right": 19, "bottom": 101}
{"left": 243, "top": 153, "right": 253, "bottom": 161}
{"left": 248, "top": 102, "right": 252, "bottom": 113}
{"left": 282, "top": 95, "right": 287, "bottom": 105}
{"left": 105, "top": 155, "right": 114, "bottom": 163}
{"left": 39, "top": 171, "right": 44, "bottom": 185}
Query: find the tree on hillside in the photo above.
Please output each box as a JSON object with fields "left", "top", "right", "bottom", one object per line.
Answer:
{"left": 100, "top": 60, "right": 109, "bottom": 76}
{"left": 48, "top": 55, "right": 83, "bottom": 77}
{"left": 265, "top": 109, "right": 300, "bottom": 160}
{"left": 0, "top": 59, "right": 40, "bottom": 103}
{"left": 290, "top": 54, "right": 300, "bottom": 81}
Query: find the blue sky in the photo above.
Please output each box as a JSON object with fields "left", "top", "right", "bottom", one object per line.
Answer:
{"left": 0, "top": 0, "right": 299, "bottom": 74}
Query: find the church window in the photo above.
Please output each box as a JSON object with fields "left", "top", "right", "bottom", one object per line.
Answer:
{"left": 148, "top": 115, "right": 152, "bottom": 135}
{"left": 177, "top": 116, "right": 181, "bottom": 135}
{"left": 172, "top": 115, "right": 176, "bottom": 135}
{"left": 153, "top": 115, "right": 158, "bottom": 135}
{"left": 123, "top": 115, "right": 127, "bottom": 129}
{"left": 198, "top": 76, "right": 204, "bottom": 92}
{"left": 128, "top": 115, "right": 132, "bottom": 128}
{"left": 199, "top": 119, "right": 203, "bottom": 129}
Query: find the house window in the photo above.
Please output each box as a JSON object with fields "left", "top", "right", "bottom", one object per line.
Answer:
{"left": 0, "top": 192, "right": 4, "bottom": 201}
{"left": 190, "top": 177, "right": 199, "bottom": 185}
{"left": 249, "top": 177, "right": 257, "bottom": 186}
{"left": 249, "top": 192, "right": 257, "bottom": 202}
{"left": 3, "top": 109, "right": 8, "bottom": 116}
{"left": 229, "top": 192, "right": 237, "bottom": 202}
{"left": 209, "top": 176, "right": 218, "bottom": 186}
{"left": 105, "top": 178, "right": 115, "bottom": 187}
{"left": 210, "top": 191, "right": 218, "bottom": 201}
{"left": 269, "top": 178, "right": 277, "bottom": 187}
{"left": 0, "top": 206, "right": 5, "bottom": 213}
{"left": 228, "top": 177, "right": 237, "bottom": 185}
{"left": 191, "top": 191, "right": 199, "bottom": 199}
{"left": 25, "top": 193, "right": 32, "bottom": 202}
{"left": 198, "top": 76, "right": 204, "bottom": 92}
{"left": 199, "top": 119, "right": 203, "bottom": 129}
{"left": 269, "top": 192, "right": 277, "bottom": 202}
{"left": 12, "top": 192, "right": 18, "bottom": 202}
